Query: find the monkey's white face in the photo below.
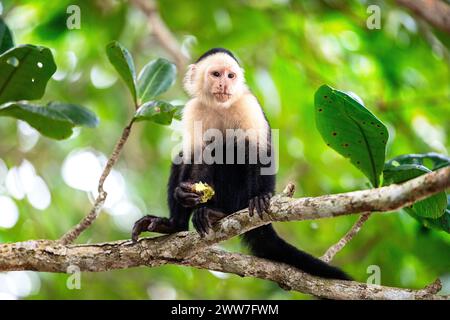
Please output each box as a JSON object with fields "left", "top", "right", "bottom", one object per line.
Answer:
{"left": 183, "top": 52, "right": 246, "bottom": 108}
{"left": 205, "top": 65, "right": 237, "bottom": 103}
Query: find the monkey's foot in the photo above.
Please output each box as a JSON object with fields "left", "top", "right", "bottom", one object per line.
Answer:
{"left": 174, "top": 182, "right": 202, "bottom": 208}
{"left": 249, "top": 193, "right": 272, "bottom": 218}
{"left": 131, "top": 215, "right": 178, "bottom": 242}
{"left": 192, "top": 207, "right": 227, "bottom": 237}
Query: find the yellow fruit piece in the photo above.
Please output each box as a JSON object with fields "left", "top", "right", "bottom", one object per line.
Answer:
{"left": 192, "top": 182, "right": 215, "bottom": 203}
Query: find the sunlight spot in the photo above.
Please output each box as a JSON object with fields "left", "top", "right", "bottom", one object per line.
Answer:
{"left": 209, "top": 270, "right": 230, "bottom": 279}
{"left": 349, "top": 55, "right": 375, "bottom": 77}
{"left": 5, "top": 167, "right": 25, "bottom": 200}
{"left": 62, "top": 149, "right": 125, "bottom": 208}
{"left": 214, "top": 9, "right": 232, "bottom": 33}
{"left": 18, "top": 121, "right": 39, "bottom": 152}
{"left": 5, "top": 271, "right": 40, "bottom": 298}
{"left": 287, "top": 137, "right": 304, "bottom": 159}
{"left": 254, "top": 69, "right": 281, "bottom": 116}
{"left": 0, "top": 196, "right": 19, "bottom": 228}
{"left": 318, "top": 35, "right": 342, "bottom": 63}
{"left": 26, "top": 176, "right": 51, "bottom": 210}
{"left": 52, "top": 70, "right": 67, "bottom": 81}
{"left": 90, "top": 65, "right": 117, "bottom": 89}
{"left": 147, "top": 283, "right": 177, "bottom": 300}
{"left": 412, "top": 116, "right": 447, "bottom": 154}
{"left": 0, "top": 158, "right": 8, "bottom": 187}
{"left": 181, "top": 35, "right": 197, "bottom": 60}
{"left": 62, "top": 149, "right": 103, "bottom": 192}
{"left": 339, "top": 31, "right": 360, "bottom": 51}
{"left": 109, "top": 200, "right": 143, "bottom": 232}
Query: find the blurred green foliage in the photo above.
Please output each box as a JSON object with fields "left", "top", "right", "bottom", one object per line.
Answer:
{"left": 0, "top": 0, "right": 449, "bottom": 300}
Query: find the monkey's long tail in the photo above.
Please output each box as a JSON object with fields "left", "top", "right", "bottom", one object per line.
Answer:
{"left": 241, "top": 225, "right": 351, "bottom": 280}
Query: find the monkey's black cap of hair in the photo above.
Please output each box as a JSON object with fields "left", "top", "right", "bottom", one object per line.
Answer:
{"left": 196, "top": 48, "right": 239, "bottom": 64}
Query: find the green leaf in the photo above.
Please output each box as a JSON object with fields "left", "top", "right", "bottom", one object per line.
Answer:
{"left": 106, "top": 41, "right": 137, "bottom": 105}
{"left": 137, "top": 58, "right": 176, "bottom": 103}
{"left": 173, "top": 105, "right": 184, "bottom": 120}
{"left": 0, "top": 101, "right": 99, "bottom": 140}
{"left": 0, "top": 18, "right": 14, "bottom": 54}
{"left": 408, "top": 202, "right": 450, "bottom": 233}
{"left": 383, "top": 163, "right": 447, "bottom": 219}
{"left": 0, "top": 45, "right": 56, "bottom": 104}
{"left": 314, "top": 84, "right": 388, "bottom": 187}
{"left": 386, "top": 153, "right": 450, "bottom": 171}
{"left": 134, "top": 100, "right": 177, "bottom": 125}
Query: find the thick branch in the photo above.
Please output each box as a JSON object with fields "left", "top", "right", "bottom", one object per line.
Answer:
{"left": 396, "top": 0, "right": 450, "bottom": 34}
{"left": 0, "top": 240, "right": 446, "bottom": 300}
{"left": 1, "top": 168, "right": 448, "bottom": 299}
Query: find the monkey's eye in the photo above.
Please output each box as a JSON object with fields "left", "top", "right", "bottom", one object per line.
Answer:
{"left": 228, "top": 73, "right": 235, "bottom": 79}
{"left": 212, "top": 71, "right": 221, "bottom": 77}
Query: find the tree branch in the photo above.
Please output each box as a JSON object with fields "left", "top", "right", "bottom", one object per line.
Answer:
{"left": 131, "top": 0, "right": 188, "bottom": 70}
{"left": 0, "top": 239, "right": 446, "bottom": 300}
{"left": 59, "top": 120, "right": 135, "bottom": 245}
{"left": 1, "top": 167, "right": 449, "bottom": 299}
{"left": 396, "top": 0, "right": 450, "bottom": 34}
{"left": 321, "top": 212, "right": 372, "bottom": 262}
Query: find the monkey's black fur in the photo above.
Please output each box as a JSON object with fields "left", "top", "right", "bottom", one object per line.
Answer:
{"left": 196, "top": 47, "right": 240, "bottom": 64}
{"left": 132, "top": 48, "right": 350, "bottom": 281}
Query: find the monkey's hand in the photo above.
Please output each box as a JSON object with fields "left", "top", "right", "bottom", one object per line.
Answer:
{"left": 174, "top": 182, "right": 203, "bottom": 208}
{"left": 131, "top": 215, "right": 178, "bottom": 242}
{"left": 192, "top": 207, "right": 227, "bottom": 237}
{"left": 249, "top": 193, "right": 272, "bottom": 219}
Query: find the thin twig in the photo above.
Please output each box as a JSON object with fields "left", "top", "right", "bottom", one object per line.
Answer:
{"left": 321, "top": 212, "right": 372, "bottom": 262}
{"left": 59, "top": 120, "right": 135, "bottom": 245}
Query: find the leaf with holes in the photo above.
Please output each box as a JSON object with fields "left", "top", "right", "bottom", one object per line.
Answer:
{"left": 134, "top": 100, "right": 177, "bottom": 125}
{"left": 0, "top": 101, "right": 99, "bottom": 140}
{"left": 387, "top": 153, "right": 450, "bottom": 171}
{"left": 383, "top": 163, "right": 447, "bottom": 219}
{"left": 137, "top": 58, "right": 176, "bottom": 103}
{"left": 0, "top": 45, "right": 56, "bottom": 104}
{"left": 0, "top": 18, "right": 14, "bottom": 54}
{"left": 106, "top": 41, "right": 137, "bottom": 105}
{"left": 315, "top": 85, "right": 388, "bottom": 187}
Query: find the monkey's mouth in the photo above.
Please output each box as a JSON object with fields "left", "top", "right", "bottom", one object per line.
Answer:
{"left": 213, "top": 92, "right": 232, "bottom": 102}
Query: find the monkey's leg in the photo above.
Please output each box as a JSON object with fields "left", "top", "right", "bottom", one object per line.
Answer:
{"left": 192, "top": 207, "right": 227, "bottom": 237}
{"left": 247, "top": 163, "right": 272, "bottom": 219}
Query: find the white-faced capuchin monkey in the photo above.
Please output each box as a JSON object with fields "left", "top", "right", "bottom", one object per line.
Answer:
{"left": 132, "top": 48, "right": 350, "bottom": 280}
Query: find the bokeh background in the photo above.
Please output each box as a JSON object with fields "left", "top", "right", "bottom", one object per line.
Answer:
{"left": 0, "top": 0, "right": 449, "bottom": 299}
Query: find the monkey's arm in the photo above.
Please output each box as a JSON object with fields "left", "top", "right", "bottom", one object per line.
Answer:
{"left": 132, "top": 162, "right": 207, "bottom": 241}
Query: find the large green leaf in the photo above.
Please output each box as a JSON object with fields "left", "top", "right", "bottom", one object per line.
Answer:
{"left": 0, "top": 45, "right": 56, "bottom": 104}
{"left": 314, "top": 85, "right": 388, "bottom": 187}
{"left": 383, "top": 163, "right": 447, "bottom": 219}
{"left": 106, "top": 41, "right": 137, "bottom": 105}
{"left": 137, "top": 58, "right": 176, "bottom": 103}
{"left": 134, "top": 100, "right": 177, "bottom": 125}
{"left": 0, "top": 102, "right": 99, "bottom": 139}
{"left": 0, "top": 18, "right": 14, "bottom": 54}
{"left": 387, "top": 153, "right": 450, "bottom": 171}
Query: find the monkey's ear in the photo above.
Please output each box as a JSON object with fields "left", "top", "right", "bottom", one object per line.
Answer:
{"left": 183, "top": 64, "right": 197, "bottom": 96}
